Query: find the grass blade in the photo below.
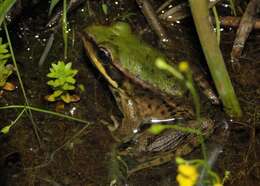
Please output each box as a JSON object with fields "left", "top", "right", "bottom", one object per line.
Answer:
{"left": 49, "top": 0, "right": 62, "bottom": 16}
{"left": 0, "top": 0, "right": 16, "bottom": 26}
{"left": 189, "top": 0, "right": 242, "bottom": 117}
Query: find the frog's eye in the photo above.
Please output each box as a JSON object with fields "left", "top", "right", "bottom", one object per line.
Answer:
{"left": 97, "top": 47, "right": 124, "bottom": 84}
{"left": 97, "top": 47, "right": 112, "bottom": 65}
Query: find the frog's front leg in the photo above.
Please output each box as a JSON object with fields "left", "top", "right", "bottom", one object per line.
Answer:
{"left": 102, "top": 89, "right": 141, "bottom": 143}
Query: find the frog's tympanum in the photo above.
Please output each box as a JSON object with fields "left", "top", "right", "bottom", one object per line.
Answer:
{"left": 81, "top": 22, "right": 215, "bottom": 174}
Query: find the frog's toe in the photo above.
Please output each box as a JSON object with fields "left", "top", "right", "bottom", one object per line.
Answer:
{"left": 100, "top": 115, "right": 120, "bottom": 132}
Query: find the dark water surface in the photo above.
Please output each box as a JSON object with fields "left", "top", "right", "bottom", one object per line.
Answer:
{"left": 0, "top": 0, "right": 259, "bottom": 185}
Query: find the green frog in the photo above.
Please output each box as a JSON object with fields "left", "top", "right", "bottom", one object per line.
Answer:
{"left": 81, "top": 22, "right": 215, "bottom": 174}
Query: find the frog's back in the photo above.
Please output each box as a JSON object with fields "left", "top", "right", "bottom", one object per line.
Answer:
{"left": 111, "top": 23, "right": 185, "bottom": 97}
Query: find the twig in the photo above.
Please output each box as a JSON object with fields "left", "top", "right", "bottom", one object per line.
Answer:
{"left": 38, "top": 33, "right": 54, "bottom": 67}
{"left": 231, "top": 0, "right": 258, "bottom": 63}
{"left": 136, "top": 0, "right": 169, "bottom": 43}
{"left": 158, "top": 2, "right": 189, "bottom": 22}
{"left": 46, "top": 0, "right": 86, "bottom": 29}
{"left": 158, "top": 0, "right": 223, "bottom": 22}
{"left": 156, "top": 0, "right": 173, "bottom": 13}
{"left": 220, "top": 16, "right": 260, "bottom": 29}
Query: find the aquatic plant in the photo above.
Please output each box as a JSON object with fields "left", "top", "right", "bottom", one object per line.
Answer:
{"left": 228, "top": 0, "right": 237, "bottom": 16}
{"left": 3, "top": 21, "right": 41, "bottom": 144}
{"left": 48, "top": 0, "right": 68, "bottom": 59}
{"left": 46, "top": 61, "right": 79, "bottom": 103}
{"left": 212, "top": 6, "right": 221, "bottom": 45}
{"left": 62, "top": 0, "right": 68, "bottom": 59}
{"left": 49, "top": 0, "right": 62, "bottom": 16}
{"left": 0, "top": 37, "right": 13, "bottom": 88}
{"left": 0, "top": 105, "right": 91, "bottom": 134}
{"left": 0, "top": 0, "right": 16, "bottom": 26}
{"left": 189, "top": 0, "right": 241, "bottom": 117}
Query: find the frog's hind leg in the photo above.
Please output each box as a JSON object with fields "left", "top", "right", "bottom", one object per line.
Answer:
{"left": 127, "top": 140, "right": 195, "bottom": 176}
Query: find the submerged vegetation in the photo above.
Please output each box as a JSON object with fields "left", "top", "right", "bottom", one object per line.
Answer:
{"left": 0, "top": 0, "right": 258, "bottom": 186}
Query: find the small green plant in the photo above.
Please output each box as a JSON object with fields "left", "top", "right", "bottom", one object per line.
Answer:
{"left": 46, "top": 61, "right": 79, "bottom": 103}
{"left": 0, "top": 37, "right": 13, "bottom": 88}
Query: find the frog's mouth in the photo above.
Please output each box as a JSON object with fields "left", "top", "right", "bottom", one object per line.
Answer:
{"left": 81, "top": 33, "right": 120, "bottom": 88}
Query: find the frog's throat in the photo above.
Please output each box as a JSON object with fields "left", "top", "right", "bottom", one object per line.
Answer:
{"left": 82, "top": 36, "right": 119, "bottom": 88}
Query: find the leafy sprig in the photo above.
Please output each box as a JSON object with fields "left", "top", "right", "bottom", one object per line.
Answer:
{"left": 46, "top": 61, "right": 79, "bottom": 103}
{"left": 0, "top": 37, "right": 13, "bottom": 87}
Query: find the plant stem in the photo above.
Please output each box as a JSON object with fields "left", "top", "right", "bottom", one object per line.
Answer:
{"left": 10, "top": 108, "right": 26, "bottom": 127}
{"left": 136, "top": 0, "right": 169, "bottom": 42}
{"left": 63, "top": 0, "right": 68, "bottom": 60}
{"left": 0, "top": 0, "right": 16, "bottom": 26}
{"left": 4, "top": 22, "right": 42, "bottom": 145}
{"left": 0, "top": 105, "right": 92, "bottom": 125}
{"left": 189, "top": 0, "right": 242, "bottom": 117}
{"left": 212, "top": 6, "right": 221, "bottom": 45}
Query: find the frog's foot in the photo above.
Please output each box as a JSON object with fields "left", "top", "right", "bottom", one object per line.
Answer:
{"left": 100, "top": 115, "right": 120, "bottom": 132}
{"left": 109, "top": 115, "right": 120, "bottom": 132}
{"left": 101, "top": 115, "right": 123, "bottom": 143}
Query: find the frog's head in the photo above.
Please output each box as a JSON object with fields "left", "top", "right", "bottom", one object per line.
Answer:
{"left": 81, "top": 22, "right": 132, "bottom": 88}
{"left": 84, "top": 22, "right": 131, "bottom": 45}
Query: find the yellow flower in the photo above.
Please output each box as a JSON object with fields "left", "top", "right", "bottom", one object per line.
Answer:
{"left": 178, "top": 61, "right": 189, "bottom": 72}
{"left": 176, "top": 174, "right": 194, "bottom": 186}
{"left": 176, "top": 164, "right": 198, "bottom": 186}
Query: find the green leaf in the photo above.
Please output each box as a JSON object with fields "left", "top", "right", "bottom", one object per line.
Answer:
{"left": 1, "top": 124, "right": 11, "bottom": 134}
{"left": 47, "top": 90, "right": 63, "bottom": 102}
{"left": 78, "top": 84, "right": 85, "bottom": 92}
{"left": 65, "top": 62, "right": 72, "bottom": 70}
{"left": 49, "top": 0, "right": 62, "bottom": 16}
{"left": 61, "top": 93, "right": 71, "bottom": 103}
{"left": 47, "top": 80, "right": 55, "bottom": 86}
{"left": 175, "top": 157, "right": 186, "bottom": 164}
{"left": 62, "top": 83, "right": 75, "bottom": 90}
{"left": 71, "top": 69, "right": 78, "bottom": 76}
{"left": 148, "top": 124, "right": 167, "bottom": 135}
{"left": 65, "top": 76, "right": 76, "bottom": 84}
{"left": 0, "top": 0, "right": 16, "bottom": 26}
{"left": 52, "top": 90, "right": 63, "bottom": 97}
{"left": 46, "top": 94, "right": 56, "bottom": 102}
{"left": 102, "top": 3, "right": 108, "bottom": 15}
{"left": 0, "top": 37, "right": 13, "bottom": 87}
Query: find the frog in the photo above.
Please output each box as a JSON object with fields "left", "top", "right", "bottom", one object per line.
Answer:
{"left": 80, "top": 22, "right": 216, "bottom": 174}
